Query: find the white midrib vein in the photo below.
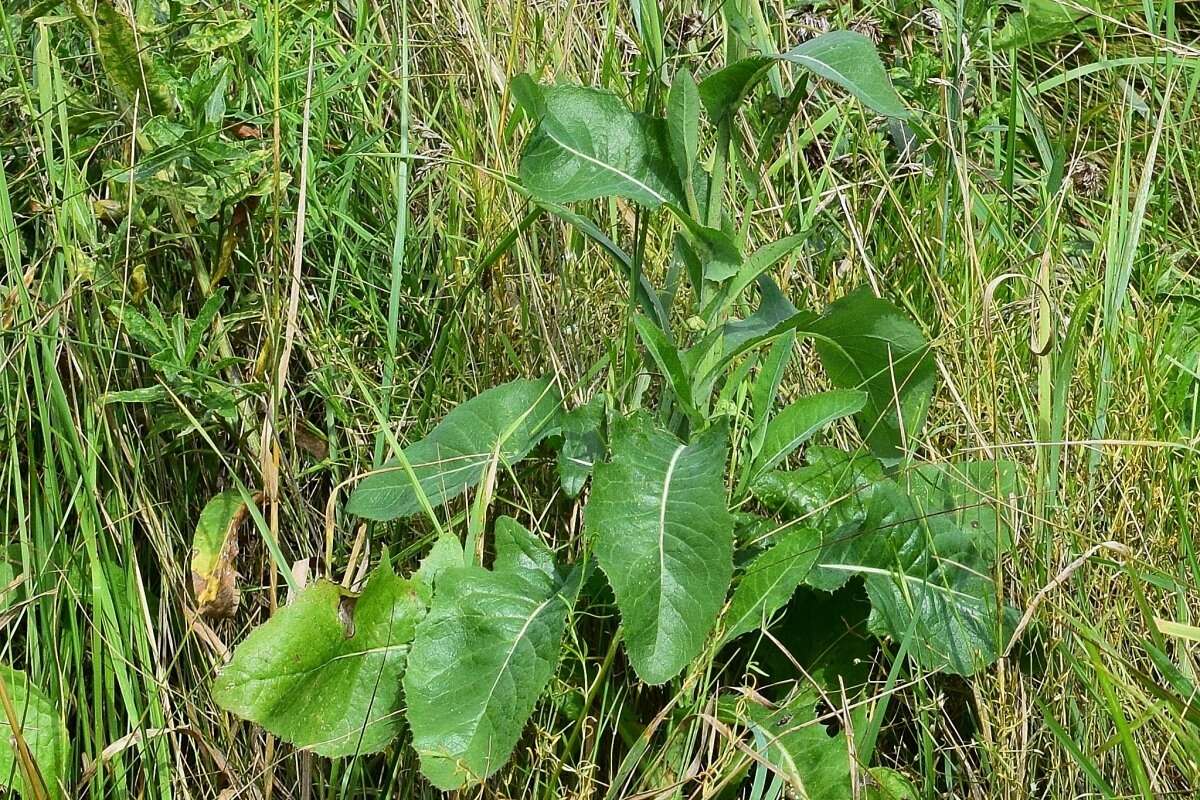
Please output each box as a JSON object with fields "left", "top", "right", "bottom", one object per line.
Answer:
{"left": 543, "top": 128, "right": 667, "bottom": 205}
{"left": 477, "top": 594, "right": 555, "bottom": 743}
{"left": 656, "top": 445, "right": 687, "bottom": 651}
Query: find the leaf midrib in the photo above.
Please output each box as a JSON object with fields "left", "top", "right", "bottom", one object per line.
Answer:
{"left": 653, "top": 444, "right": 687, "bottom": 659}
{"left": 541, "top": 125, "right": 667, "bottom": 205}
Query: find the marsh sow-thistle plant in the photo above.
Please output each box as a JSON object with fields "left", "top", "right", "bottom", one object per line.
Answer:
{"left": 205, "top": 32, "right": 1020, "bottom": 792}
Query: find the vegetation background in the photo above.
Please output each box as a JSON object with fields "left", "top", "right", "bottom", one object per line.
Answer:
{"left": 1, "top": 0, "right": 1198, "bottom": 797}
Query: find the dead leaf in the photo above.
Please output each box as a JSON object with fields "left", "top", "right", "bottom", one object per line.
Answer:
{"left": 190, "top": 490, "right": 262, "bottom": 618}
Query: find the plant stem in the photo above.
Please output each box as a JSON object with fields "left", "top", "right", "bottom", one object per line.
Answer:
{"left": 544, "top": 625, "right": 624, "bottom": 799}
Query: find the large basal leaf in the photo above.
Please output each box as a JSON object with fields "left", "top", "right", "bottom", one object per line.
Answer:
{"left": 0, "top": 666, "right": 69, "bottom": 800}
{"left": 517, "top": 83, "right": 686, "bottom": 208}
{"left": 586, "top": 416, "right": 733, "bottom": 684}
{"left": 810, "top": 288, "right": 936, "bottom": 459}
{"left": 721, "top": 526, "right": 821, "bottom": 644}
{"left": 405, "top": 518, "right": 578, "bottom": 789}
{"left": 753, "top": 450, "right": 1019, "bottom": 675}
{"left": 212, "top": 562, "right": 425, "bottom": 756}
{"left": 856, "top": 521, "right": 1019, "bottom": 677}
{"left": 699, "top": 31, "right": 909, "bottom": 121}
{"left": 347, "top": 377, "right": 561, "bottom": 520}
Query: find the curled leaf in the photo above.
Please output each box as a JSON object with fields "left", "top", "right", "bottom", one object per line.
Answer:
{"left": 190, "top": 490, "right": 260, "bottom": 619}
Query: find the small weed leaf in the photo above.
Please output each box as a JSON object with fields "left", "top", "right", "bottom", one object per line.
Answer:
{"left": 212, "top": 560, "right": 424, "bottom": 757}
{"left": 347, "top": 377, "right": 562, "bottom": 521}
{"left": 0, "top": 666, "right": 69, "bottom": 800}
{"left": 404, "top": 518, "right": 579, "bottom": 790}
{"left": 586, "top": 415, "right": 733, "bottom": 685}
{"left": 666, "top": 68, "right": 701, "bottom": 186}
{"left": 182, "top": 18, "right": 254, "bottom": 53}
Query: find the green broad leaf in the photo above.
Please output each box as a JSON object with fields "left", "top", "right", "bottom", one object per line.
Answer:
{"left": 995, "top": 0, "right": 1109, "bottom": 47}
{"left": 699, "top": 31, "right": 909, "bottom": 121}
{"left": 742, "top": 333, "right": 797, "bottom": 485}
{"left": 212, "top": 562, "right": 424, "bottom": 756}
{"left": 667, "top": 69, "right": 700, "bottom": 181}
{"left": 0, "top": 665, "right": 69, "bottom": 800}
{"left": 754, "top": 389, "right": 868, "bottom": 477}
{"left": 698, "top": 58, "right": 772, "bottom": 121}
{"left": 722, "top": 526, "right": 821, "bottom": 644}
{"left": 633, "top": 314, "right": 698, "bottom": 418}
{"left": 190, "top": 488, "right": 257, "bottom": 619}
{"left": 810, "top": 288, "right": 935, "bottom": 459}
{"left": 518, "top": 85, "right": 686, "bottom": 208}
{"left": 722, "top": 276, "right": 818, "bottom": 362}
{"left": 711, "top": 232, "right": 810, "bottom": 317}
{"left": 669, "top": 208, "right": 743, "bottom": 282}
{"left": 414, "top": 533, "right": 465, "bottom": 596}
{"left": 752, "top": 451, "right": 1020, "bottom": 675}
{"left": 556, "top": 397, "right": 605, "bottom": 498}
{"left": 906, "top": 461, "right": 1020, "bottom": 546}
{"left": 405, "top": 517, "right": 578, "bottom": 790}
{"left": 865, "top": 767, "right": 919, "bottom": 799}
{"left": 182, "top": 18, "right": 254, "bottom": 53}
{"left": 855, "top": 521, "right": 1019, "bottom": 676}
{"left": 775, "top": 32, "right": 910, "bottom": 119}
{"left": 586, "top": 416, "right": 734, "bottom": 684}
{"left": 347, "top": 377, "right": 562, "bottom": 520}
{"left": 741, "top": 688, "right": 854, "bottom": 800}
{"left": 79, "top": 0, "right": 176, "bottom": 116}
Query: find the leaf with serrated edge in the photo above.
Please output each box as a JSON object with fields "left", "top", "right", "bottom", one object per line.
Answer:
{"left": 753, "top": 451, "right": 1019, "bottom": 675}
{"left": 347, "top": 377, "right": 561, "bottom": 520}
{"left": 754, "top": 389, "right": 867, "bottom": 477}
{"left": 212, "top": 562, "right": 424, "bottom": 756}
{"left": 741, "top": 688, "right": 854, "bottom": 800}
{"left": 405, "top": 517, "right": 577, "bottom": 789}
{"left": 586, "top": 415, "right": 733, "bottom": 684}
{"left": 722, "top": 526, "right": 821, "bottom": 644}
{"left": 0, "top": 665, "right": 69, "bottom": 800}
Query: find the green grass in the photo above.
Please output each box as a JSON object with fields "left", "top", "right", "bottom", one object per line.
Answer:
{"left": 1, "top": 0, "right": 1199, "bottom": 797}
